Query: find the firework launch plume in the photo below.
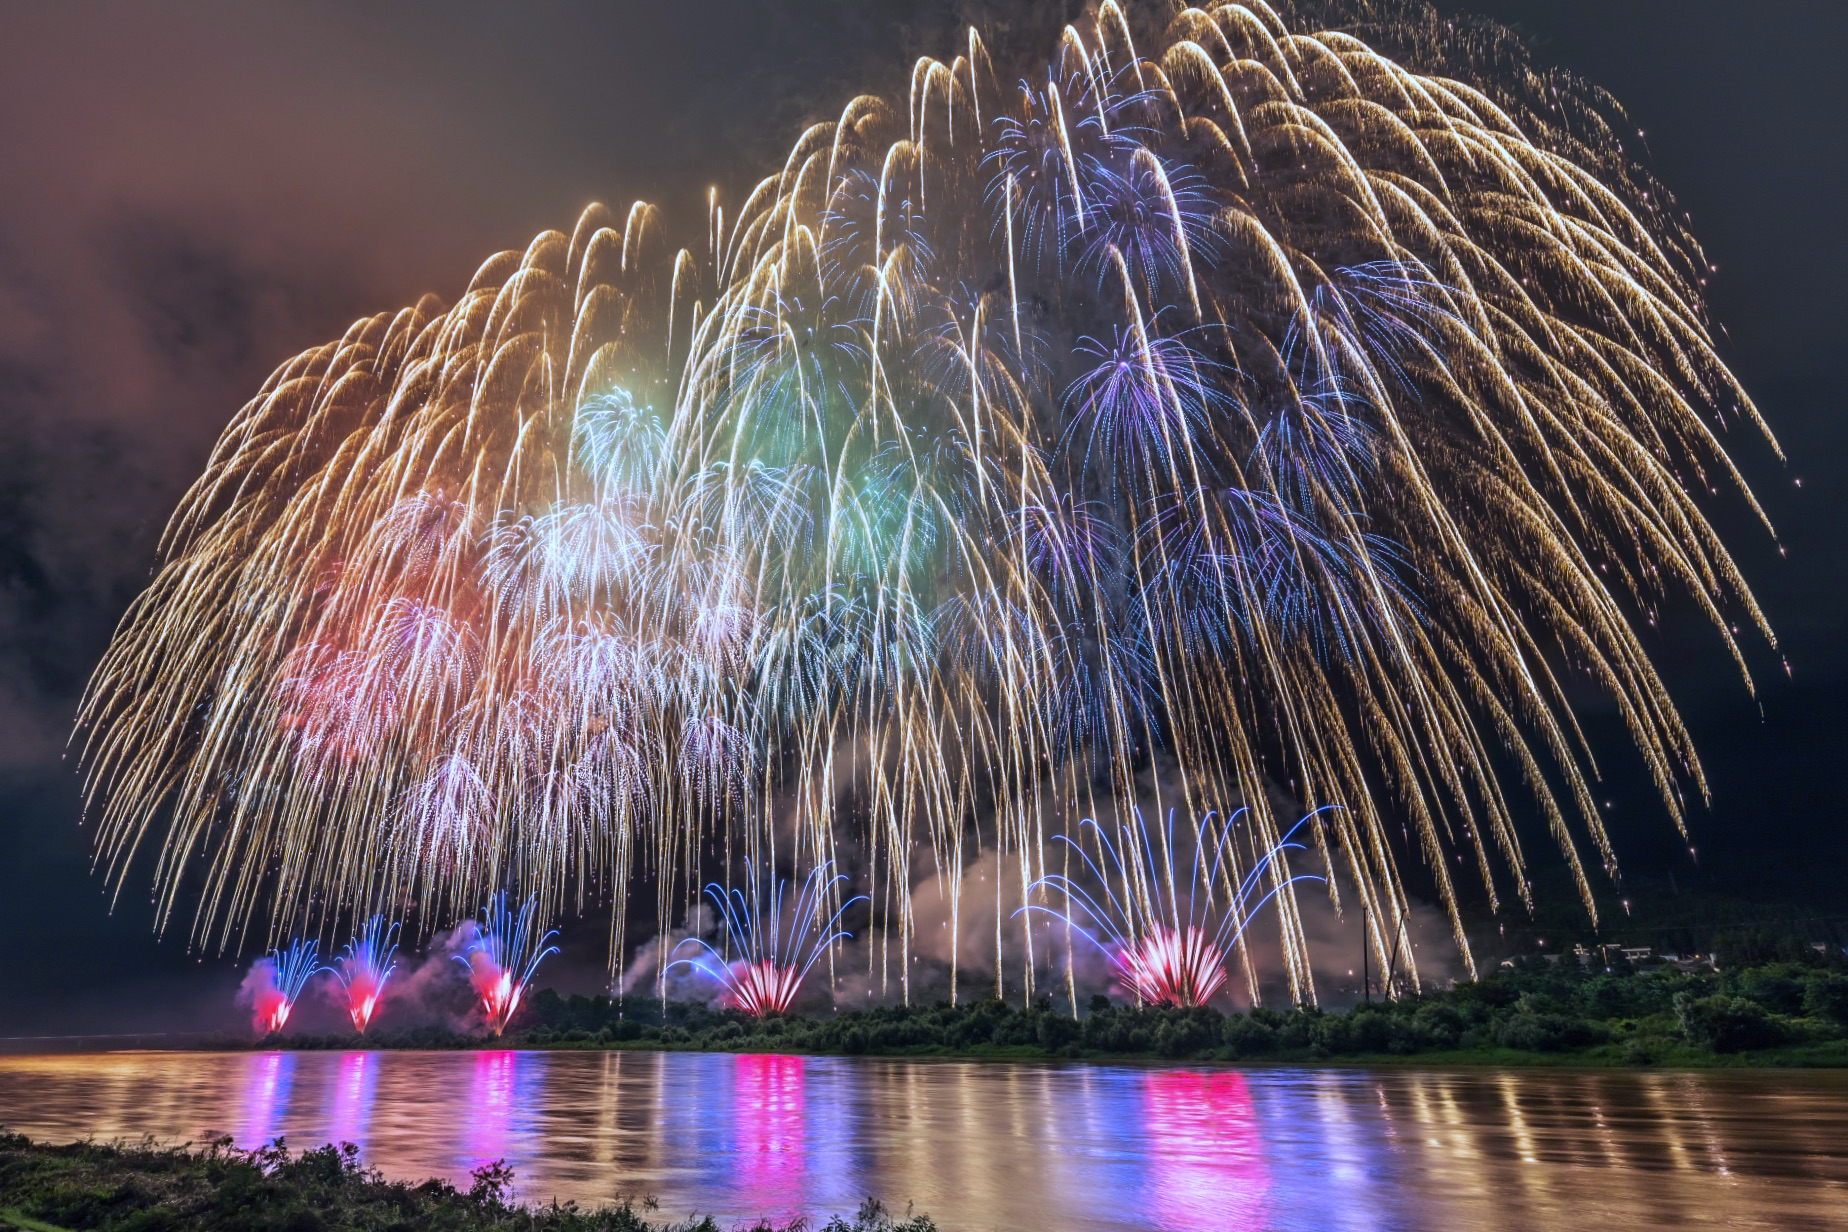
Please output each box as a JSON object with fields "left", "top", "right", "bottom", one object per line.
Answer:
{"left": 79, "top": 0, "right": 1777, "bottom": 1005}
{"left": 1026, "top": 810, "right": 1324, "bottom": 1007}
{"left": 669, "top": 861, "right": 866, "bottom": 1015}
{"left": 458, "top": 892, "right": 559, "bottom": 1035}
{"left": 244, "top": 940, "right": 323, "bottom": 1036}
{"left": 335, "top": 914, "right": 400, "bottom": 1033}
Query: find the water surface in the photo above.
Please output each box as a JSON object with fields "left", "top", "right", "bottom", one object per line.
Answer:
{"left": 1, "top": 1050, "right": 1843, "bottom": 1231}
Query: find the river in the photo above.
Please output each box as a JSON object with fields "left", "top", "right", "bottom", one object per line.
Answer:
{"left": 0, "top": 1050, "right": 1843, "bottom": 1230}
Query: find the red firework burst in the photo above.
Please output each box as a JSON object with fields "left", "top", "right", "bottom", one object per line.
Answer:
{"left": 1027, "top": 810, "right": 1328, "bottom": 1008}
{"left": 240, "top": 940, "right": 323, "bottom": 1037}
{"left": 669, "top": 861, "right": 864, "bottom": 1016}
{"left": 456, "top": 892, "right": 559, "bottom": 1036}
{"left": 1115, "top": 926, "right": 1229, "bottom": 1008}
{"left": 466, "top": 959, "right": 522, "bottom": 1034}
{"left": 723, "top": 960, "right": 806, "bottom": 1017}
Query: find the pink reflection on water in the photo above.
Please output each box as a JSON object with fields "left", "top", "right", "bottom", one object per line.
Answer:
{"left": 327, "top": 1051, "right": 377, "bottom": 1151}
{"left": 237, "top": 1051, "right": 295, "bottom": 1147}
{"left": 467, "top": 1050, "right": 521, "bottom": 1171}
{"left": 1142, "top": 1069, "right": 1268, "bottom": 1230}
{"left": 732, "top": 1052, "right": 806, "bottom": 1217}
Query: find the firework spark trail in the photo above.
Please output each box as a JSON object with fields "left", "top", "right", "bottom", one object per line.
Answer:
{"left": 247, "top": 940, "right": 323, "bottom": 1036}
{"left": 669, "top": 861, "right": 866, "bottom": 1015}
{"left": 335, "top": 914, "right": 400, "bottom": 1033}
{"left": 459, "top": 892, "right": 559, "bottom": 1035}
{"left": 79, "top": 0, "right": 1777, "bottom": 1006}
{"left": 1024, "top": 810, "right": 1326, "bottom": 1008}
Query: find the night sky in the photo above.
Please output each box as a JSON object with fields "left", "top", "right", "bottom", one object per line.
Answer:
{"left": 1, "top": 1, "right": 1843, "bottom": 1035}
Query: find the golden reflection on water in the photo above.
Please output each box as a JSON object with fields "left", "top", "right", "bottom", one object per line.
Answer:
{"left": 0, "top": 1052, "right": 1843, "bottom": 1232}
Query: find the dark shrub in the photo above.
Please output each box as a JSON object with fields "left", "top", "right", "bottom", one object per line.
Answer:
{"left": 1674, "top": 992, "right": 1785, "bottom": 1053}
{"left": 1496, "top": 1011, "right": 1595, "bottom": 1052}
{"left": 1578, "top": 974, "right": 1645, "bottom": 1019}
{"left": 1412, "top": 1003, "right": 1464, "bottom": 1048}
{"left": 1620, "top": 1038, "right": 1655, "bottom": 1066}
{"left": 988, "top": 1011, "right": 1038, "bottom": 1048}
{"left": 1079, "top": 1009, "right": 1127, "bottom": 1051}
{"left": 279, "top": 1143, "right": 360, "bottom": 1188}
{"left": 1224, "top": 1013, "right": 1277, "bottom": 1056}
{"left": 1734, "top": 965, "right": 1807, "bottom": 1016}
{"left": 1037, "top": 1012, "right": 1080, "bottom": 1052}
{"left": 1343, "top": 1008, "right": 1394, "bottom": 1053}
{"left": 1384, "top": 1017, "right": 1423, "bottom": 1055}
{"left": 1154, "top": 1009, "right": 1220, "bottom": 1058}
{"left": 1273, "top": 1011, "right": 1313, "bottom": 1051}
{"left": 1802, "top": 972, "right": 1848, "bottom": 1024}
{"left": 1514, "top": 992, "right": 1565, "bottom": 1016}
{"left": 1313, "top": 1013, "right": 1355, "bottom": 1054}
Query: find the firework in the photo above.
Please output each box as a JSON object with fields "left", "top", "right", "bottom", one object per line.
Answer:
{"left": 247, "top": 940, "right": 323, "bottom": 1036}
{"left": 458, "top": 892, "right": 559, "bottom": 1035}
{"left": 669, "top": 862, "right": 865, "bottom": 1015}
{"left": 335, "top": 914, "right": 400, "bottom": 1032}
{"left": 1026, "top": 811, "right": 1324, "bottom": 1008}
{"left": 80, "top": 0, "right": 1777, "bottom": 1005}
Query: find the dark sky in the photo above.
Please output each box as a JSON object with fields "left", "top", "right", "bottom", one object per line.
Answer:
{"left": 1, "top": 1, "right": 1843, "bottom": 1034}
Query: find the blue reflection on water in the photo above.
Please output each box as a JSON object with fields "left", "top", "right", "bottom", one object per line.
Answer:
{"left": 237, "top": 1051, "right": 296, "bottom": 1146}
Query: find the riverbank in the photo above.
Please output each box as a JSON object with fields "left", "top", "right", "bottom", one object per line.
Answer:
{"left": 240, "top": 956, "right": 1848, "bottom": 1068}
{"left": 0, "top": 1133, "right": 935, "bottom": 1232}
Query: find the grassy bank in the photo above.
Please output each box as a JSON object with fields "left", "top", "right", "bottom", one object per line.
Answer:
{"left": 0, "top": 1134, "right": 935, "bottom": 1232}
{"left": 255, "top": 956, "right": 1848, "bottom": 1068}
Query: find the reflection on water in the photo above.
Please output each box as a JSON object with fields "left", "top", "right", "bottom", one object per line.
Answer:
{"left": 1143, "top": 1069, "right": 1267, "bottom": 1230}
{"left": 467, "top": 1050, "right": 540, "bottom": 1173}
{"left": 0, "top": 1050, "right": 1844, "bottom": 1232}
{"left": 326, "top": 1051, "right": 375, "bottom": 1153}
{"left": 238, "top": 1051, "right": 294, "bottom": 1148}
{"left": 733, "top": 1053, "right": 806, "bottom": 1220}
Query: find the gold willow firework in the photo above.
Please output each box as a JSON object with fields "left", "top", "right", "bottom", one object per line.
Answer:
{"left": 79, "top": 0, "right": 1776, "bottom": 1005}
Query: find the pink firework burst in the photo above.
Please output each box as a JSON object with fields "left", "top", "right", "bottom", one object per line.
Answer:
{"left": 722, "top": 960, "right": 807, "bottom": 1017}
{"left": 670, "top": 861, "right": 864, "bottom": 1017}
{"left": 466, "top": 960, "right": 520, "bottom": 1032}
{"left": 335, "top": 914, "right": 400, "bottom": 1033}
{"left": 243, "top": 940, "right": 323, "bottom": 1036}
{"left": 457, "top": 892, "right": 559, "bottom": 1035}
{"left": 1026, "top": 809, "right": 1328, "bottom": 1008}
{"left": 1114, "top": 926, "right": 1228, "bottom": 1009}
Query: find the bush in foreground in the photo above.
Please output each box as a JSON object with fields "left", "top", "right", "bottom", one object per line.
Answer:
{"left": 0, "top": 1133, "right": 935, "bottom": 1232}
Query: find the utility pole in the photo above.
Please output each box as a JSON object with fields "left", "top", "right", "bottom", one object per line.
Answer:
{"left": 1362, "top": 909, "right": 1370, "bottom": 1004}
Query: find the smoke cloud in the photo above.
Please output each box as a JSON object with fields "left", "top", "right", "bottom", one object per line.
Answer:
{"left": 234, "top": 956, "right": 285, "bottom": 1035}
